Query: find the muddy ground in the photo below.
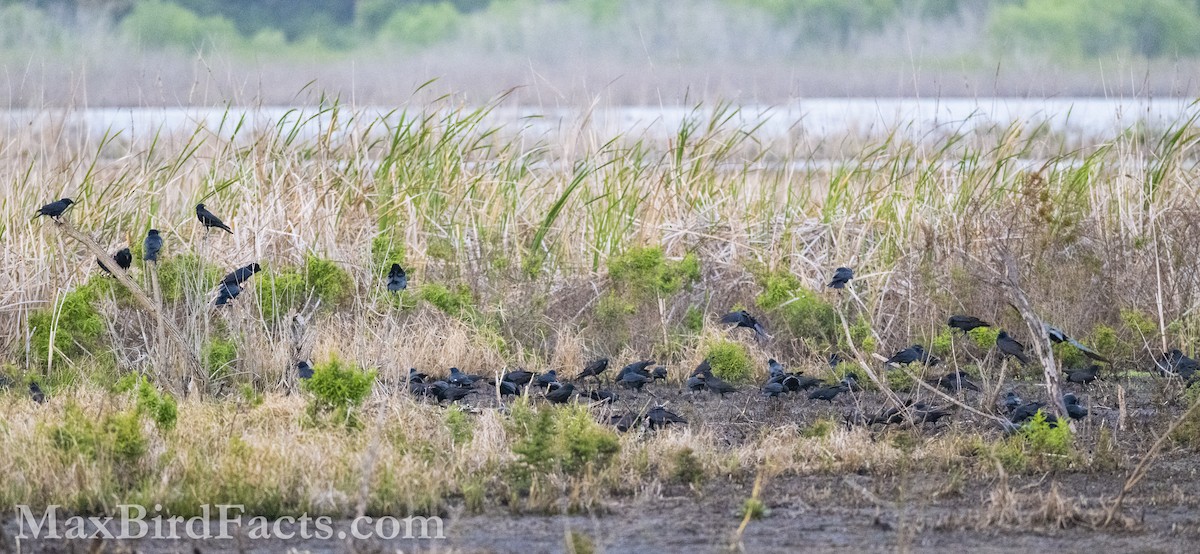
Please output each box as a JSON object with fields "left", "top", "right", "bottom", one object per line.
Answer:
{"left": 5, "top": 373, "right": 1200, "bottom": 553}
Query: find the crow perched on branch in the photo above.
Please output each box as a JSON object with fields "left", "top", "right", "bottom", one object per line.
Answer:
{"left": 947, "top": 315, "right": 989, "bottom": 333}
{"left": 828, "top": 267, "right": 854, "bottom": 289}
{"left": 33, "top": 198, "right": 74, "bottom": 220}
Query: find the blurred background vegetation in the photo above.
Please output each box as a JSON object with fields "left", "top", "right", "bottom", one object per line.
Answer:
{"left": 2, "top": 0, "right": 1199, "bottom": 104}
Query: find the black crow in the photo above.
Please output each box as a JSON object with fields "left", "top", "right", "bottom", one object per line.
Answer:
{"left": 828, "top": 267, "right": 854, "bottom": 289}
{"left": 767, "top": 358, "right": 785, "bottom": 377}
{"left": 431, "top": 381, "right": 472, "bottom": 403}
{"left": 544, "top": 382, "right": 575, "bottom": 404}
{"left": 196, "top": 203, "right": 232, "bottom": 233}
{"left": 616, "top": 360, "right": 655, "bottom": 381}
{"left": 1064, "top": 364, "right": 1101, "bottom": 385}
{"left": 577, "top": 358, "right": 610, "bottom": 380}
{"left": 503, "top": 370, "right": 534, "bottom": 386}
{"left": 610, "top": 412, "right": 638, "bottom": 432}
{"left": 948, "top": 315, "right": 989, "bottom": 333}
{"left": 996, "top": 331, "right": 1031, "bottom": 364}
{"left": 646, "top": 406, "right": 687, "bottom": 428}
{"left": 1063, "top": 393, "right": 1088, "bottom": 420}
{"left": 33, "top": 198, "right": 74, "bottom": 220}
{"left": 387, "top": 263, "right": 407, "bottom": 292}
{"left": 651, "top": 366, "right": 668, "bottom": 380}
{"left": 29, "top": 382, "right": 45, "bottom": 404}
{"left": 498, "top": 380, "right": 520, "bottom": 397}
{"left": 1045, "top": 324, "right": 1110, "bottom": 363}
{"left": 1158, "top": 349, "right": 1200, "bottom": 381}
{"left": 840, "top": 373, "right": 863, "bottom": 392}
{"left": 97, "top": 248, "right": 133, "bottom": 275}
{"left": 690, "top": 359, "right": 712, "bottom": 377}
{"left": 783, "top": 373, "right": 823, "bottom": 391}
{"left": 1002, "top": 391, "right": 1023, "bottom": 414}
{"left": 809, "top": 383, "right": 848, "bottom": 403}
{"left": 144, "top": 230, "right": 163, "bottom": 262}
{"left": 214, "top": 282, "right": 241, "bottom": 306}
{"left": 221, "top": 263, "right": 262, "bottom": 286}
{"left": 535, "top": 370, "right": 558, "bottom": 388}
{"left": 886, "top": 345, "right": 939, "bottom": 367}
{"left": 686, "top": 374, "right": 706, "bottom": 392}
{"left": 762, "top": 381, "right": 786, "bottom": 397}
{"left": 931, "top": 371, "right": 980, "bottom": 393}
{"left": 1009, "top": 401, "right": 1058, "bottom": 426}
{"left": 448, "top": 367, "right": 484, "bottom": 387}
{"left": 617, "top": 372, "right": 652, "bottom": 390}
{"left": 828, "top": 352, "right": 844, "bottom": 368}
{"left": 409, "top": 380, "right": 433, "bottom": 397}
{"left": 912, "top": 404, "right": 954, "bottom": 424}
{"left": 699, "top": 372, "right": 737, "bottom": 395}
{"left": 588, "top": 389, "right": 618, "bottom": 403}
{"left": 297, "top": 361, "right": 313, "bottom": 380}
{"left": 719, "top": 310, "right": 767, "bottom": 339}
{"left": 408, "top": 368, "right": 429, "bottom": 384}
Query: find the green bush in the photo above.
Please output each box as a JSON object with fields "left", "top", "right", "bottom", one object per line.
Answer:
{"left": 704, "top": 340, "right": 754, "bottom": 383}
{"left": 157, "top": 254, "right": 222, "bottom": 303}
{"left": 28, "top": 281, "right": 108, "bottom": 365}
{"left": 50, "top": 403, "right": 147, "bottom": 465}
{"left": 256, "top": 255, "right": 355, "bottom": 321}
{"left": 377, "top": 2, "right": 463, "bottom": 47}
{"left": 508, "top": 401, "right": 621, "bottom": 490}
{"left": 135, "top": 377, "right": 178, "bottom": 431}
{"left": 302, "top": 357, "right": 376, "bottom": 429}
{"left": 671, "top": 447, "right": 705, "bottom": 485}
{"left": 445, "top": 405, "right": 473, "bottom": 446}
{"left": 121, "top": 0, "right": 241, "bottom": 50}
{"left": 994, "top": 410, "right": 1074, "bottom": 472}
{"left": 682, "top": 306, "right": 705, "bottom": 333}
{"left": 968, "top": 326, "right": 999, "bottom": 349}
{"left": 419, "top": 282, "right": 476, "bottom": 318}
{"left": 202, "top": 337, "right": 238, "bottom": 380}
{"left": 608, "top": 246, "right": 701, "bottom": 297}
{"left": 371, "top": 233, "right": 406, "bottom": 270}
{"left": 755, "top": 271, "right": 837, "bottom": 347}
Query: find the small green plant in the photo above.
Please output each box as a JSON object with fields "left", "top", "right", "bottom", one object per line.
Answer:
{"left": 682, "top": 306, "right": 705, "bottom": 332}
{"left": 50, "top": 403, "right": 147, "bottom": 465}
{"left": 157, "top": 253, "right": 222, "bottom": 303}
{"left": 371, "top": 233, "right": 406, "bottom": 269}
{"left": 737, "top": 497, "right": 768, "bottom": 520}
{"left": 755, "top": 271, "right": 838, "bottom": 347}
{"left": 419, "top": 282, "right": 476, "bottom": 319}
{"left": 202, "top": 337, "right": 238, "bottom": 380}
{"left": 239, "top": 383, "right": 264, "bottom": 407}
{"left": 802, "top": 418, "right": 834, "bottom": 438}
{"left": 445, "top": 405, "right": 473, "bottom": 446}
{"left": 28, "top": 281, "right": 108, "bottom": 365}
{"left": 930, "top": 328, "right": 955, "bottom": 357}
{"left": 704, "top": 340, "right": 754, "bottom": 383}
{"left": 256, "top": 256, "right": 356, "bottom": 321}
{"left": 302, "top": 357, "right": 376, "bottom": 429}
{"left": 968, "top": 326, "right": 999, "bottom": 349}
{"left": 607, "top": 246, "right": 700, "bottom": 297}
{"left": 135, "top": 377, "right": 178, "bottom": 431}
{"left": 507, "top": 401, "right": 620, "bottom": 491}
{"left": 671, "top": 447, "right": 705, "bottom": 485}
{"left": 1120, "top": 308, "right": 1157, "bottom": 336}
{"left": 995, "top": 410, "right": 1074, "bottom": 472}
{"left": 840, "top": 316, "right": 877, "bottom": 352}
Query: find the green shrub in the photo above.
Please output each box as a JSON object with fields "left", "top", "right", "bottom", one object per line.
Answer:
{"left": 671, "top": 447, "right": 705, "bottom": 485}
{"left": 802, "top": 418, "right": 834, "bottom": 438}
{"left": 1171, "top": 382, "right": 1200, "bottom": 448}
{"left": 704, "top": 340, "right": 754, "bottom": 383}
{"left": 445, "top": 405, "right": 473, "bottom": 446}
{"left": 682, "top": 306, "right": 705, "bottom": 333}
{"left": 995, "top": 410, "right": 1074, "bottom": 472}
{"left": 157, "top": 254, "right": 222, "bottom": 303}
{"left": 371, "top": 233, "right": 406, "bottom": 269}
{"left": 202, "top": 337, "right": 238, "bottom": 380}
{"left": 28, "top": 281, "right": 107, "bottom": 365}
{"left": 755, "top": 271, "right": 837, "bottom": 347}
{"left": 1120, "top": 308, "right": 1157, "bottom": 336}
{"left": 968, "top": 326, "right": 999, "bottom": 349}
{"left": 50, "top": 403, "right": 147, "bottom": 465}
{"left": 840, "top": 316, "right": 876, "bottom": 352}
{"left": 302, "top": 357, "right": 376, "bottom": 429}
{"left": 256, "top": 256, "right": 355, "bottom": 321}
{"left": 377, "top": 2, "right": 463, "bottom": 47}
{"left": 135, "top": 377, "right": 178, "bottom": 431}
{"left": 507, "top": 401, "right": 621, "bottom": 490}
{"left": 1052, "top": 341, "right": 1088, "bottom": 368}
{"left": 930, "top": 328, "right": 954, "bottom": 357}
{"left": 121, "top": 0, "right": 240, "bottom": 50}
{"left": 419, "top": 282, "right": 476, "bottom": 318}
{"left": 608, "top": 246, "right": 701, "bottom": 297}
{"left": 596, "top": 292, "right": 635, "bottom": 325}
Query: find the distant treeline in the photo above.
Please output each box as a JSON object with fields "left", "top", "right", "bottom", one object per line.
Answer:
{"left": 4, "top": 0, "right": 1200, "bottom": 59}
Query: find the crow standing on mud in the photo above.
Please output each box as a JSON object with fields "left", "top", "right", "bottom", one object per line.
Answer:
{"left": 828, "top": 267, "right": 854, "bottom": 289}
{"left": 97, "top": 248, "right": 133, "bottom": 275}
{"left": 29, "top": 382, "right": 45, "bottom": 404}
{"left": 1158, "top": 349, "right": 1200, "bottom": 381}
{"left": 720, "top": 310, "right": 768, "bottom": 340}
{"left": 931, "top": 371, "right": 980, "bottom": 393}
{"left": 196, "top": 203, "right": 233, "bottom": 234}
{"left": 947, "top": 315, "right": 989, "bottom": 333}
{"left": 387, "top": 263, "right": 408, "bottom": 292}
{"left": 577, "top": 358, "right": 610, "bottom": 380}
{"left": 886, "top": 345, "right": 939, "bottom": 367}
{"left": 809, "top": 383, "right": 849, "bottom": 403}
{"left": 143, "top": 230, "right": 163, "bottom": 262}
{"left": 1063, "top": 393, "right": 1088, "bottom": 420}
{"left": 1065, "top": 364, "right": 1101, "bottom": 385}
{"left": 996, "top": 331, "right": 1031, "bottom": 364}
{"left": 544, "top": 382, "right": 575, "bottom": 404}
{"left": 297, "top": 361, "right": 314, "bottom": 380}
{"left": 698, "top": 371, "right": 737, "bottom": 396}
{"left": 33, "top": 198, "right": 74, "bottom": 221}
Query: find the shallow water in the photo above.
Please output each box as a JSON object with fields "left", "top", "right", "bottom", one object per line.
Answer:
{"left": 2, "top": 97, "right": 1194, "bottom": 143}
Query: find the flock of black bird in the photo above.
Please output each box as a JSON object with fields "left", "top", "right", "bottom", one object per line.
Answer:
{"left": 26, "top": 200, "right": 1200, "bottom": 433}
